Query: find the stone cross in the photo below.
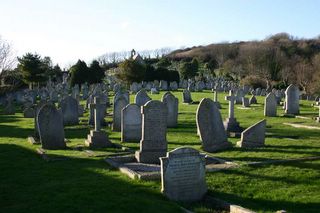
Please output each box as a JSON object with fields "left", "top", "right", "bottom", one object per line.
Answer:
{"left": 90, "top": 97, "right": 102, "bottom": 131}
{"left": 225, "top": 90, "right": 235, "bottom": 119}
{"left": 213, "top": 90, "right": 218, "bottom": 102}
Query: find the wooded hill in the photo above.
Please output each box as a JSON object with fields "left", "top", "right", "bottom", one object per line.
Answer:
{"left": 168, "top": 33, "right": 320, "bottom": 95}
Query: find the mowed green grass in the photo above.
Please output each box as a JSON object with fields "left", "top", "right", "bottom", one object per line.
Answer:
{"left": 1, "top": 90, "right": 320, "bottom": 213}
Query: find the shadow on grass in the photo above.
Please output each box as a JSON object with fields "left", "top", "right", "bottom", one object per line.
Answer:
{"left": 0, "top": 115, "right": 21, "bottom": 123}
{"left": 267, "top": 127, "right": 320, "bottom": 139}
{"left": 0, "top": 143, "right": 181, "bottom": 213}
{"left": 207, "top": 190, "right": 320, "bottom": 213}
{"left": 0, "top": 124, "right": 33, "bottom": 138}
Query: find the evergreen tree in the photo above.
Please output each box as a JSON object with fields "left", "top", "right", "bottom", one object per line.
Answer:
{"left": 18, "top": 53, "right": 47, "bottom": 88}
{"left": 69, "top": 60, "right": 89, "bottom": 87}
{"left": 88, "top": 60, "right": 105, "bottom": 84}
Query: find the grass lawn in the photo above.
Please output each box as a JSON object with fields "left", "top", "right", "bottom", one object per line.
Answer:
{"left": 0, "top": 90, "right": 319, "bottom": 212}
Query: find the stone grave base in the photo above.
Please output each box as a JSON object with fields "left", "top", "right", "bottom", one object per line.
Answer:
{"left": 27, "top": 136, "right": 40, "bottom": 145}
{"left": 316, "top": 117, "right": 320, "bottom": 123}
{"left": 135, "top": 150, "right": 167, "bottom": 164}
{"left": 236, "top": 141, "right": 264, "bottom": 148}
{"left": 224, "top": 117, "right": 243, "bottom": 133}
{"left": 85, "top": 130, "right": 114, "bottom": 148}
{"left": 105, "top": 154, "right": 238, "bottom": 180}
{"left": 28, "top": 136, "right": 69, "bottom": 145}
{"left": 203, "top": 141, "right": 232, "bottom": 152}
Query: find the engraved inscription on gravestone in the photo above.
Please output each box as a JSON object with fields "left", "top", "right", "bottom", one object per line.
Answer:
{"left": 160, "top": 147, "right": 207, "bottom": 202}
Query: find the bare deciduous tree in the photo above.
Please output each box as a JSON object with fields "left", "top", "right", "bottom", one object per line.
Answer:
{"left": 0, "top": 36, "right": 16, "bottom": 72}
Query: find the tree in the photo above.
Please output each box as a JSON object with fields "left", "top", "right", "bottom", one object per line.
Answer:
{"left": 51, "top": 64, "right": 63, "bottom": 82}
{"left": 18, "top": 53, "right": 47, "bottom": 88}
{"left": 116, "top": 59, "right": 146, "bottom": 85}
{"left": 69, "top": 60, "right": 89, "bottom": 87}
{"left": 157, "top": 57, "right": 171, "bottom": 68}
{"left": 179, "top": 59, "right": 198, "bottom": 80}
{"left": 204, "top": 58, "right": 218, "bottom": 76}
{"left": 88, "top": 60, "right": 105, "bottom": 84}
{"left": 0, "top": 36, "right": 15, "bottom": 72}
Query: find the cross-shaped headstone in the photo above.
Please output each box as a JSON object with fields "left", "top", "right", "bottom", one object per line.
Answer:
{"left": 213, "top": 90, "right": 218, "bottom": 102}
{"left": 225, "top": 90, "right": 235, "bottom": 119}
{"left": 90, "top": 97, "right": 102, "bottom": 131}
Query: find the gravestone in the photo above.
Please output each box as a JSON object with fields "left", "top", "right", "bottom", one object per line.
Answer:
{"left": 37, "top": 104, "right": 66, "bottom": 149}
{"left": 213, "top": 90, "right": 221, "bottom": 109}
{"left": 135, "top": 89, "right": 151, "bottom": 107}
{"left": 242, "top": 97, "right": 250, "bottom": 107}
{"left": 150, "top": 87, "right": 159, "bottom": 94}
{"left": 224, "top": 91, "right": 242, "bottom": 133}
{"left": 160, "top": 147, "right": 207, "bottom": 202}
{"left": 121, "top": 104, "right": 142, "bottom": 142}
{"left": 235, "top": 89, "right": 244, "bottom": 104}
{"left": 249, "top": 95, "right": 257, "bottom": 104}
{"left": 237, "top": 119, "right": 266, "bottom": 148}
{"left": 130, "top": 82, "right": 139, "bottom": 93}
{"left": 112, "top": 96, "right": 129, "bottom": 132}
{"left": 160, "top": 80, "right": 168, "bottom": 90}
{"left": 34, "top": 100, "right": 48, "bottom": 139}
{"left": 285, "top": 84, "right": 300, "bottom": 115}
{"left": 114, "top": 91, "right": 129, "bottom": 105}
{"left": 88, "top": 96, "right": 106, "bottom": 126}
{"left": 182, "top": 89, "right": 193, "bottom": 104}
{"left": 85, "top": 97, "right": 112, "bottom": 148}
{"left": 162, "top": 92, "right": 178, "bottom": 127}
{"left": 135, "top": 100, "right": 167, "bottom": 164}
{"left": 169, "top": 81, "right": 178, "bottom": 91}
{"left": 264, "top": 92, "right": 277, "bottom": 117}
{"left": 23, "top": 107, "right": 34, "bottom": 118}
{"left": 196, "top": 98, "right": 231, "bottom": 152}
{"left": 4, "top": 96, "right": 15, "bottom": 115}
{"left": 316, "top": 107, "right": 320, "bottom": 123}
{"left": 60, "top": 96, "right": 79, "bottom": 125}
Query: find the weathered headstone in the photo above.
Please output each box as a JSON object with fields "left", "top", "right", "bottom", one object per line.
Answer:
{"left": 135, "top": 89, "right": 151, "bottom": 107}
{"left": 34, "top": 100, "right": 47, "bottom": 139}
{"left": 182, "top": 89, "right": 193, "bottom": 104}
{"left": 160, "top": 80, "right": 168, "bottom": 90}
{"left": 121, "top": 104, "right": 142, "bottom": 142}
{"left": 264, "top": 92, "right": 277, "bottom": 117}
{"left": 160, "top": 147, "right": 207, "bottom": 202}
{"left": 60, "top": 96, "right": 79, "bottom": 125}
{"left": 162, "top": 92, "right": 178, "bottom": 127}
{"left": 249, "top": 95, "right": 257, "bottom": 104}
{"left": 23, "top": 107, "right": 34, "bottom": 118}
{"left": 112, "top": 96, "right": 129, "bottom": 132}
{"left": 85, "top": 97, "right": 112, "bottom": 148}
{"left": 197, "top": 98, "right": 231, "bottom": 152}
{"left": 285, "top": 84, "right": 300, "bottom": 115}
{"left": 242, "top": 97, "right": 250, "bottom": 107}
{"left": 3, "top": 96, "right": 15, "bottom": 115}
{"left": 37, "top": 104, "right": 66, "bottom": 149}
{"left": 135, "top": 100, "right": 167, "bottom": 164}
{"left": 150, "top": 87, "right": 159, "bottom": 94}
{"left": 237, "top": 119, "right": 266, "bottom": 148}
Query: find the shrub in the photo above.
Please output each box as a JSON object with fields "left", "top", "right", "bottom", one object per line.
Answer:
{"left": 240, "top": 75, "right": 267, "bottom": 89}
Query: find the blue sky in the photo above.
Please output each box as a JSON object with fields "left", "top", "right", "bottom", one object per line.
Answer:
{"left": 1, "top": 0, "right": 319, "bottom": 67}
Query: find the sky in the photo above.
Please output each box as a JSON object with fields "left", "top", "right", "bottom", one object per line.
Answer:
{"left": 1, "top": 0, "right": 319, "bottom": 68}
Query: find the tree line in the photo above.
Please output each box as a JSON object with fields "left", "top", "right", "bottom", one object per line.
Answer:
{"left": 168, "top": 33, "right": 320, "bottom": 94}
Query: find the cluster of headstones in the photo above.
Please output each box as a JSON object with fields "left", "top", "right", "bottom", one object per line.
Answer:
{"left": 128, "top": 77, "right": 237, "bottom": 94}
{"left": 2, "top": 81, "right": 316, "bottom": 202}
